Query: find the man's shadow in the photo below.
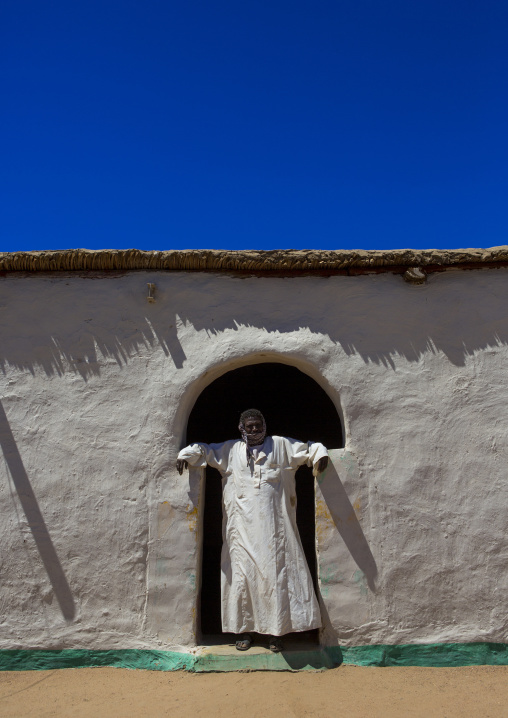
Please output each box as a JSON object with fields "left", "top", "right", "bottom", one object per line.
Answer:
{"left": 317, "top": 458, "right": 377, "bottom": 591}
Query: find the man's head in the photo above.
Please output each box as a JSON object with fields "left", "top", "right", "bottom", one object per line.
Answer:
{"left": 239, "top": 409, "right": 266, "bottom": 450}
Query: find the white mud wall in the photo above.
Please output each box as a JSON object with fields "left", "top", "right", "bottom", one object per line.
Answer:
{"left": 0, "top": 268, "right": 507, "bottom": 650}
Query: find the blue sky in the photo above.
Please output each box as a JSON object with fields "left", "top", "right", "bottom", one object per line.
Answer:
{"left": 1, "top": 1, "right": 507, "bottom": 251}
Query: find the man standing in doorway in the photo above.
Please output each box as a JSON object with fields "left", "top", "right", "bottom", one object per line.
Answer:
{"left": 176, "top": 409, "right": 329, "bottom": 652}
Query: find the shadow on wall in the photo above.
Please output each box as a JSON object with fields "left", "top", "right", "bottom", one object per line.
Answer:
{"left": 1, "top": 270, "right": 508, "bottom": 378}
{"left": 0, "top": 275, "right": 188, "bottom": 379}
{"left": 0, "top": 400, "right": 75, "bottom": 620}
{"left": 319, "top": 461, "right": 377, "bottom": 592}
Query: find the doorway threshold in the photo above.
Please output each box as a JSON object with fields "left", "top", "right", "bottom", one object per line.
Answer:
{"left": 195, "top": 634, "right": 341, "bottom": 672}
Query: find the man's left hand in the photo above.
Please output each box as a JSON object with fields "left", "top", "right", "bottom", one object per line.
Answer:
{"left": 316, "top": 456, "right": 328, "bottom": 474}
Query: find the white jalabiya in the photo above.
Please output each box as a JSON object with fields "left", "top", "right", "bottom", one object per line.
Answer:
{"left": 178, "top": 436, "right": 328, "bottom": 636}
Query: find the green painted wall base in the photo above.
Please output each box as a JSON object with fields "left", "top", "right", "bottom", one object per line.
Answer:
{"left": 1, "top": 643, "right": 507, "bottom": 672}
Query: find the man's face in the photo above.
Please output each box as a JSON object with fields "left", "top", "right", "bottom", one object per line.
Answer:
{"left": 244, "top": 417, "right": 263, "bottom": 435}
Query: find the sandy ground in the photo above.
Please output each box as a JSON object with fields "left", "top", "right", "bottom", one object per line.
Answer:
{"left": 1, "top": 666, "right": 508, "bottom": 718}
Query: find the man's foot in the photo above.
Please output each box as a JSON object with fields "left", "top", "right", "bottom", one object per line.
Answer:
{"left": 268, "top": 636, "right": 283, "bottom": 653}
{"left": 236, "top": 634, "right": 252, "bottom": 651}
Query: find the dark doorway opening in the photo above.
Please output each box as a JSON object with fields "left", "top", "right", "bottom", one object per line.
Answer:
{"left": 186, "top": 362, "right": 344, "bottom": 641}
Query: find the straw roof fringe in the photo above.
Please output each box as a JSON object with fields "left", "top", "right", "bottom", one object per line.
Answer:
{"left": 1, "top": 247, "right": 508, "bottom": 273}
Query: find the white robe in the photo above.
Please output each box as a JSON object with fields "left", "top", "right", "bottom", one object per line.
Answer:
{"left": 178, "top": 435, "right": 328, "bottom": 636}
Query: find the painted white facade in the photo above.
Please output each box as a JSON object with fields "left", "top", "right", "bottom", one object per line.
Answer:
{"left": 1, "top": 267, "right": 507, "bottom": 651}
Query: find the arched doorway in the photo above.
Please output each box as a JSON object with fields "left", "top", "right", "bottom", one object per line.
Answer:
{"left": 186, "top": 361, "right": 344, "bottom": 639}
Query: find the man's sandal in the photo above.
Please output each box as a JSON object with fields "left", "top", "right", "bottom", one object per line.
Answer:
{"left": 236, "top": 634, "right": 252, "bottom": 651}
{"left": 269, "top": 636, "right": 283, "bottom": 653}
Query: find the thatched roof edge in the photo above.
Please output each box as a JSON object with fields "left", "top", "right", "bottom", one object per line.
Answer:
{"left": 1, "top": 247, "right": 508, "bottom": 272}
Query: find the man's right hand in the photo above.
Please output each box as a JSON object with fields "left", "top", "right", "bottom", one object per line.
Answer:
{"left": 176, "top": 459, "right": 188, "bottom": 475}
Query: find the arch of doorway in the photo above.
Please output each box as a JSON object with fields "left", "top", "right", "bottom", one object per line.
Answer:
{"left": 170, "top": 350, "right": 347, "bottom": 453}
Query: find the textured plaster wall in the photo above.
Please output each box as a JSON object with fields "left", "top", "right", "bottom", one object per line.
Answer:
{"left": 0, "top": 268, "right": 507, "bottom": 650}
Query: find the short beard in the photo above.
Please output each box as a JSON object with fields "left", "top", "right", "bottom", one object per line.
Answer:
{"left": 246, "top": 430, "right": 265, "bottom": 446}
{"left": 238, "top": 415, "right": 267, "bottom": 458}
